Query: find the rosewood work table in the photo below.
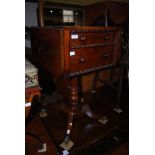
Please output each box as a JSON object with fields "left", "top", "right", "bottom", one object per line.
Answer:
{"left": 30, "top": 26, "right": 122, "bottom": 150}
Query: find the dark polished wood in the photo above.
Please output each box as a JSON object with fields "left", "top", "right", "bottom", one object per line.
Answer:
{"left": 25, "top": 115, "right": 57, "bottom": 155}
{"left": 25, "top": 79, "right": 128, "bottom": 154}
{"left": 31, "top": 26, "right": 122, "bottom": 78}
{"left": 40, "top": 84, "right": 128, "bottom": 155}
{"left": 25, "top": 86, "right": 42, "bottom": 119}
{"left": 30, "top": 26, "right": 122, "bottom": 145}
{"left": 25, "top": 86, "right": 42, "bottom": 103}
{"left": 64, "top": 78, "right": 79, "bottom": 143}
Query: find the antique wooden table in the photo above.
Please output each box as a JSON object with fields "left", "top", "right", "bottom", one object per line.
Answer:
{"left": 30, "top": 26, "right": 122, "bottom": 149}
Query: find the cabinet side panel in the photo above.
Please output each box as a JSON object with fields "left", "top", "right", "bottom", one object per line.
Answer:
{"left": 30, "top": 28, "right": 63, "bottom": 78}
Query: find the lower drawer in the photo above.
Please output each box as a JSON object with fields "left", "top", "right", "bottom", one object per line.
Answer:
{"left": 69, "top": 46, "right": 114, "bottom": 72}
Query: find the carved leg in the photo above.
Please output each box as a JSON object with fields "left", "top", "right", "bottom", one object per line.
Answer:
{"left": 60, "top": 79, "right": 79, "bottom": 150}
{"left": 65, "top": 86, "right": 78, "bottom": 142}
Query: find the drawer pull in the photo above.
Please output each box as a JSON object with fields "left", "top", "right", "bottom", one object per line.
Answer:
{"left": 79, "top": 58, "right": 86, "bottom": 63}
{"left": 80, "top": 36, "right": 87, "bottom": 41}
{"left": 102, "top": 54, "right": 109, "bottom": 58}
{"left": 104, "top": 35, "right": 111, "bottom": 40}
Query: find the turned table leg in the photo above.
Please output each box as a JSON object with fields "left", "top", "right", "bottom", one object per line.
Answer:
{"left": 60, "top": 78, "right": 79, "bottom": 150}
{"left": 64, "top": 86, "right": 78, "bottom": 143}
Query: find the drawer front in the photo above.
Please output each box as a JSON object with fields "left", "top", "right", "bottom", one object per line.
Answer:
{"left": 69, "top": 46, "right": 114, "bottom": 72}
{"left": 70, "top": 32, "right": 114, "bottom": 47}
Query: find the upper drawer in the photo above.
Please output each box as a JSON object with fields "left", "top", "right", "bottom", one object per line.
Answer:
{"left": 70, "top": 32, "right": 115, "bottom": 47}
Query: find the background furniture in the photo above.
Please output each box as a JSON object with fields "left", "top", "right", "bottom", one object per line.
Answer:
{"left": 25, "top": 86, "right": 41, "bottom": 119}
{"left": 25, "top": 58, "right": 42, "bottom": 119}
{"left": 25, "top": 58, "right": 46, "bottom": 153}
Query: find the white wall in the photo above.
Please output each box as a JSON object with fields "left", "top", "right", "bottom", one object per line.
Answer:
{"left": 25, "top": 2, "right": 38, "bottom": 48}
